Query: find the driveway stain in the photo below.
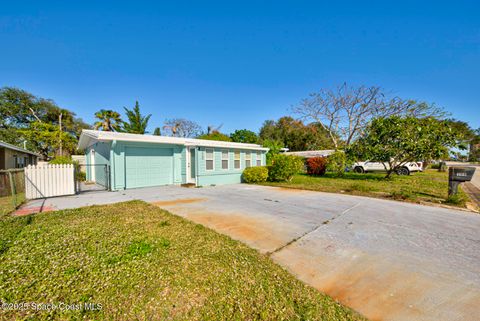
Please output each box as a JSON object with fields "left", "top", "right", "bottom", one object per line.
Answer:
{"left": 187, "top": 211, "right": 289, "bottom": 253}
{"left": 151, "top": 198, "right": 207, "bottom": 207}
{"left": 163, "top": 206, "right": 291, "bottom": 253}
{"left": 272, "top": 240, "right": 480, "bottom": 321}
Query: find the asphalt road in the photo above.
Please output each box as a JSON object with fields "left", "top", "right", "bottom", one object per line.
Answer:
{"left": 25, "top": 184, "right": 480, "bottom": 321}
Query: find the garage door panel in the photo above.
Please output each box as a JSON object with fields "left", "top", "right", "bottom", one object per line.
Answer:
{"left": 125, "top": 147, "right": 173, "bottom": 188}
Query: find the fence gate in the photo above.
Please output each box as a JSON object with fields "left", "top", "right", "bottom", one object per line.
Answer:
{"left": 78, "top": 164, "right": 110, "bottom": 192}
{"left": 25, "top": 164, "right": 75, "bottom": 199}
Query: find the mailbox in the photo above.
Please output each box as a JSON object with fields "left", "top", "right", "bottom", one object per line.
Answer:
{"left": 448, "top": 166, "right": 476, "bottom": 196}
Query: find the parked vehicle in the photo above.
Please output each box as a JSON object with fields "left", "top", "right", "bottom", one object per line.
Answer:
{"left": 352, "top": 161, "right": 423, "bottom": 175}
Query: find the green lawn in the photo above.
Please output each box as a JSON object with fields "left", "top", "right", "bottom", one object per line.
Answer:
{"left": 0, "top": 193, "right": 25, "bottom": 218}
{"left": 0, "top": 201, "right": 363, "bottom": 320}
{"left": 261, "top": 170, "right": 469, "bottom": 208}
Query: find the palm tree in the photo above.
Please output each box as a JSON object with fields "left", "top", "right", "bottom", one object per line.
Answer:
{"left": 121, "top": 101, "right": 151, "bottom": 134}
{"left": 94, "top": 109, "right": 122, "bottom": 131}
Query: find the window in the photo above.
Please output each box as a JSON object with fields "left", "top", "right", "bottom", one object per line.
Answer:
{"left": 221, "top": 150, "right": 229, "bottom": 170}
{"left": 14, "top": 155, "right": 26, "bottom": 168}
{"left": 206, "top": 148, "right": 214, "bottom": 171}
{"left": 245, "top": 152, "right": 251, "bottom": 167}
{"left": 256, "top": 153, "right": 262, "bottom": 166}
{"left": 234, "top": 151, "right": 241, "bottom": 169}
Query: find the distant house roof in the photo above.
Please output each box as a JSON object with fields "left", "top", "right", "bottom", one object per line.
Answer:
{"left": 0, "top": 141, "right": 40, "bottom": 157}
{"left": 78, "top": 130, "right": 269, "bottom": 151}
{"left": 283, "top": 150, "right": 335, "bottom": 158}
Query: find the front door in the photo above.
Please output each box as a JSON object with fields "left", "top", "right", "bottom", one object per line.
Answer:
{"left": 187, "top": 147, "right": 196, "bottom": 184}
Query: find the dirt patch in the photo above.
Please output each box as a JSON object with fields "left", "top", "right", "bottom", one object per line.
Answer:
{"left": 463, "top": 183, "right": 480, "bottom": 212}
{"left": 13, "top": 205, "right": 56, "bottom": 216}
{"left": 272, "top": 186, "right": 310, "bottom": 194}
{"left": 151, "top": 198, "right": 207, "bottom": 207}
{"left": 272, "top": 242, "right": 480, "bottom": 321}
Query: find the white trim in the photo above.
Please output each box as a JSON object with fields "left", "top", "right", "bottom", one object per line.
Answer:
{"left": 221, "top": 149, "right": 229, "bottom": 170}
{"left": 245, "top": 151, "right": 252, "bottom": 168}
{"left": 205, "top": 148, "right": 214, "bottom": 171}
{"left": 78, "top": 129, "right": 269, "bottom": 151}
{"left": 90, "top": 149, "right": 96, "bottom": 181}
{"left": 234, "top": 150, "right": 241, "bottom": 169}
{"left": 186, "top": 147, "right": 197, "bottom": 184}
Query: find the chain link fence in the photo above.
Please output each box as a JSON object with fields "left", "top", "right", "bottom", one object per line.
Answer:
{"left": 0, "top": 169, "right": 25, "bottom": 217}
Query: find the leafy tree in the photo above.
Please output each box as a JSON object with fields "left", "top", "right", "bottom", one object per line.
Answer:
{"left": 0, "top": 86, "right": 90, "bottom": 155}
{"left": 261, "top": 139, "right": 284, "bottom": 165}
{"left": 163, "top": 118, "right": 202, "bottom": 137}
{"left": 121, "top": 101, "right": 151, "bottom": 134}
{"left": 326, "top": 151, "right": 350, "bottom": 177}
{"left": 19, "top": 122, "right": 77, "bottom": 159}
{"left": 153, "top": 127, "right": 161, "bottom": 136}
{"left": 259, "top": 116, "right": 333, "bottom": 151}
{"left": 94, "top": 109, "right": 122, "bottom": 132}
{"left": 469, "top": 128, "right": 480, "bottom": 162}
{"left": 293, "top": 83, "right": 446, "bottom": 149}
{"left": 230, "top": 129, "right": 259, "bottom": 144}
{"left": 347, "top": 116, "right": 458, "bottom": 178}
{"left": 197, "top": 132, "right": 231, "bottom": 142}
{"left": 444, "top": 119, "right": 477, "bottom": 152}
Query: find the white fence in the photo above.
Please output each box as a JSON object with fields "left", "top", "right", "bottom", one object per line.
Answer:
{"left": 25, "top": 164, "right": 75, "bottom": 199}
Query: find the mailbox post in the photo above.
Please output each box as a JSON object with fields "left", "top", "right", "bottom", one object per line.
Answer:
{"left": 448, "top": 167, "right": 476, "bottom": 196}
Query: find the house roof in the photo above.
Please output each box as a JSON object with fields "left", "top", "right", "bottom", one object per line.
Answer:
{"left": 0, "top": 141, "right": 41, "bottom": 157}
{"left": 283, "top": 150, "right": 335, "bottom": 158}
{"left": 78, "top": 130, "right": 269, "bottom": 151}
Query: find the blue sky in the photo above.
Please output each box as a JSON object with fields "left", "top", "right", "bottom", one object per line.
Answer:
{"left": 1, "top": 1, "right": 479, "bottom": 133}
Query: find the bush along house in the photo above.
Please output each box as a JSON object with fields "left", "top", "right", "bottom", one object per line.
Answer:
{"left": 78, "top": 130, "right": 268, "bottom": 190}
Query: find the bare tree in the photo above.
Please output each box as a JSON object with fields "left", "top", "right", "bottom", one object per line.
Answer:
{"left": 163, "top": 118, "right": 203, "bottom": 138}
{"left": 292, "top": 83, "right": 446, "bottom": 149}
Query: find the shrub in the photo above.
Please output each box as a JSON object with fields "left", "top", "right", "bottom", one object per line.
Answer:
{"left": 306, "top": 157, "right": 327, "bottom": 176}
{"left": 268, "top": 154, "right": 304, "bottom": 182}
{"left": 242, "top": 166, "right": 269, "bottom": 183}
{"left": 429, "top": 163, "right": 440, "bottom": 169}
{"left": 76, "top": 171, "right": 86, "bottom": 182}
{"left": 326, "top": 151, "right": 349, "bottom": 177}
{"left": 49, "top": 156, "right": 75, "bottom": 164}
{"left": 49, "top": 156, "right": 85, "bottom": 181}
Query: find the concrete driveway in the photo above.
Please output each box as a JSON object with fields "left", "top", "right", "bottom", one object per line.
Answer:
{"left": 23, "top": 184, "right": 480, "bottom": 321}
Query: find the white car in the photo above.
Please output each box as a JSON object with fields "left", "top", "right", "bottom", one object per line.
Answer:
{"left": 352, "top": 161, "right": 423, "bottom": 175}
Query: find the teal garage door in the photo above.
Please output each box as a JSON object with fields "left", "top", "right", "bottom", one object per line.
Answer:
{"left": 125, "top": 147, "right": 174, "bottom": 188}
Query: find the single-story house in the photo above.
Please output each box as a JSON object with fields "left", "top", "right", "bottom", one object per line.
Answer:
{"left": 78, "top": 130, "right": 269, "bottom": 190}
{"left": 0, "top": 141, "right": 39, "bottom": 170}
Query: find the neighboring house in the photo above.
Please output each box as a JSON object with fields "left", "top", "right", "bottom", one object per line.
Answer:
{"left": 78, "top": 130, "right": 268, "bottom": 190}
{"left": 0, "top": 141, "right": 39, "bottom": 170}
{"left": 283, "top": 150, "right": 335, "bottom": 158}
